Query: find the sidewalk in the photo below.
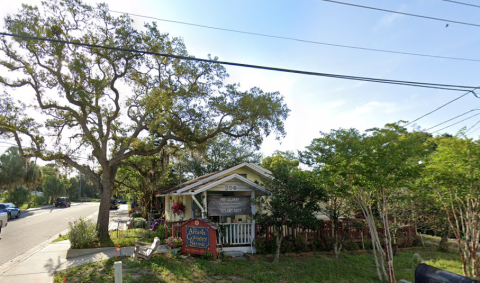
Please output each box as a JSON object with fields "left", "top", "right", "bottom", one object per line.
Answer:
{"left": 0, "top": 204, "right": 160, "bottom": 283}
{"left": 0, "top": 240, "right": 136, "bottom": 283}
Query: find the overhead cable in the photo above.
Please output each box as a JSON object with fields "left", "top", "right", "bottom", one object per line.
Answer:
{"left": 405, "top": 87, "right": 480, "bottom": 126}
{"left": 0, "top": 32, "right": 476, "bottom": 92}
{"left": 434, "top": 112, "right": 480, "bottom": 132}
{"left": 319, "top": 0, "right": 480, "bottom": 28}
{"left": 425, "top": 109, "right": 480, "bottom": 130}
{"left": 465, "top": 118, "right": 480, "bottom": 134}
{"left": 105, "top": 9, "right": 480, "bottom": 63}
{"left": 439, "top": 0, "right": 480, "bottom": 9}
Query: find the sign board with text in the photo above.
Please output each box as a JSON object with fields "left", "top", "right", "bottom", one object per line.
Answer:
{"left": 181, "top": 218, "right": 217, "bottom": 257}
{"left": 208, "top": 196, "right": 250, "bottom": 216}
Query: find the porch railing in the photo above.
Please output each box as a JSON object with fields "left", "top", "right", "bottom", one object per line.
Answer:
{"left": 217, "top": 223, "right": 254, "bottom": 246}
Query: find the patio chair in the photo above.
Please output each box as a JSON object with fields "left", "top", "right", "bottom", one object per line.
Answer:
{"left": 133, "top": 237, "right": 161, "bottom": 262}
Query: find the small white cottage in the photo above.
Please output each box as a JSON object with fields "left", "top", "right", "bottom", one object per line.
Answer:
{"left": 154, "top": 163, "right": 272, "bottom": 252}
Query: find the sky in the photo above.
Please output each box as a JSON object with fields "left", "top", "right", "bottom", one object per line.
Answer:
{"left": 1, "top": 0, "right": 480, "bottom": 159}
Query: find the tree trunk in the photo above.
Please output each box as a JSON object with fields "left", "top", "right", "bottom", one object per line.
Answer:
{"left": 96, "top": 177, "right": 113, "bottom": 242}
{"left": 273, "top": 228, "right": 283, "bottom": 264}
{"left": 381, "top": 188, "right": 396, "bottom": 283}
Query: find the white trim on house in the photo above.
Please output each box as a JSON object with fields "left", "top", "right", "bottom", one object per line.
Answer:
{"left": 174, "top": 163, "right": 271, "bottom": 194}
{"left": 189, "top": 173, "right": 270, "bottom": 196}
{"left": 158, "top": 173, "right": 270, "bottom": 197}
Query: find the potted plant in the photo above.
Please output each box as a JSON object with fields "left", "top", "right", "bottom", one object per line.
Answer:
{"left": 171, "top": 201, "right": 186, "bottom": 219}
{"left": 165, "top": 236, "right": 183, "bottom": 255}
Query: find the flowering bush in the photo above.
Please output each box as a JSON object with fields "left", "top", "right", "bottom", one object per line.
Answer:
{"left": 165, "top": 236, "right": 182, "bottom": 248}
{"left": 171, "top": 201, "right": 186, "bottom": 215}
{"left": 68, "top": 217, "right": 97, "bottom": 249}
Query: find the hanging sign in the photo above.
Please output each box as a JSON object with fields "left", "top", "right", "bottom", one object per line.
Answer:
{"left": 208, "top": 196, "right": 250, "bottom": 216}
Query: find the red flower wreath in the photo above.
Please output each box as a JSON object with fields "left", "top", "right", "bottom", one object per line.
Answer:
{"left": 171, "top": 201, "right": 186, "bottom": 215}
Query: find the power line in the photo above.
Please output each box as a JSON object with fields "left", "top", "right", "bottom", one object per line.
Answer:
{"left": 425, "top": 109, "right": 480, "bottom": 130}
{"left": 465, "top": 118, "right": 480, "bottom": 134}
{"left": 105, "top": 9, "right": 480, "bottom": 63}
{"left": 440, "top": 0, "right": 480, "bottom": 9}
{"left": 405, "top": 88, "right": 480, "bottom": 126}
{"left": 0, "top": 32, "right": 476, "bottom": 92}
{"left": 319, "top": 0, "right": 480, "bottom": 28}
{"left": 434, "top": 112, "right": 480, "bottom": 132}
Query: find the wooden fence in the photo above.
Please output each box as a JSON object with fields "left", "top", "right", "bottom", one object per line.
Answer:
{"left": 255, "top": 220, "right": 416, "bottom": 247}
{"left": 158, "top": 219, "right": 416, "bottom": 248}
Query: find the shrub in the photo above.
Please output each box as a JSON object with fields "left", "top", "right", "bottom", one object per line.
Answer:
{"left": 33, "top": 195, "right": 46, "bottom": 205}
{"left": 10, "top": 187, "right": 29, "bottom": 207}
{"left": 165, "top": 236, "right": 182, "bottom": 248}
{"left": 280, "top": 236, "right": 296, "bottom": 253}
{"left": 130, "top": 211, "right": 142, "bottom": 218}
{"left": 294, "top": 233, "right": 309, "bottom": 252}
{"left": 253, "top": 237, "right": 276, "bottom": 254}
{"left": 68, "top": 218, "right": 97, "bottom": 249}
{"left": 151, "top": 228, "right": 167, "bottom": 242}
{"left": 132, "top": 217, "right": 147, "bottom": 228}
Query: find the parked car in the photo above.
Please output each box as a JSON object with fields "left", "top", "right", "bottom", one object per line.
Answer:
{"left": 0, "top": 212, "right": 7, "bottom": 234}
{"left": 0, "top": 203, "right": 21, "bottom": 219}
{"left": 55, "top": 197, "right": 71, "bottom": 208}
{"left": 110, "top": 198, "right": 118, "bottom": 209}
{"left": 118, "top": 200, "right": 127, "bottom": 204}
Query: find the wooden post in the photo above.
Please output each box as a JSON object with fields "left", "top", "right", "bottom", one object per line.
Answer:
{"left": 251, "top": 191, "right": 255, "bottom": 242}
{"left": 114, "top": 261, "right": 123, "bottom": 283}
{"left": 202, "top": 191, "right": 207, "bottom": 218}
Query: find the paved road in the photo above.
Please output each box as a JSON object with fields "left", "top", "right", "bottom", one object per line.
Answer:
{"left": 0, "top": 202, "right": 100, "bottom": 266}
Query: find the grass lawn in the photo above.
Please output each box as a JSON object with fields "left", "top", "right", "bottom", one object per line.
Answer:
{"left": 19, "top": 203, "right": 45, "bottom": 209}
{"left": 54, "top": 247, "right": 466, "bottom": 283}
{"left": 52, "top": 228, "right": 166, "bottom": 247}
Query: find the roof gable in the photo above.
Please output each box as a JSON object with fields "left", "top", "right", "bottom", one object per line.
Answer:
{"left": 158, "top": 163, "right": 271, "bottom": 195}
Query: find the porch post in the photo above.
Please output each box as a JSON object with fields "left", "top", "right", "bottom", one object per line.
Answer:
{"left": 251, "top": 191, "right": 255, "bottom": 241}
{"left": 202, "top": 191, "right": 207, "bottom": 218}
{"left": 191, "top": 194, "right": 205, "bottom": 216}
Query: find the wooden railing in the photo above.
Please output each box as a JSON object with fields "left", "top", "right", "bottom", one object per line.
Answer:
{"left": 217, "top": 223, "right": 254, "bottom": 246}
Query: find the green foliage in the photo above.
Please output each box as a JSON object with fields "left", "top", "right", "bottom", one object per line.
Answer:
{"left": 132, "top": 218, "right": 148, "bottom": 229}
{"left": 423, "top": 135, "right": 480, "bottom": 277}
{"left": 41, "top": 174, "right": 65, "bottom": 202}
{"left": 0, "top": 147, "right": 26, "bottom": 189}
{"left": 253, "top": 237, "right": 274, "bottom": 254}
{"left": 68, "top": 218, "right": 98, "bottom": 249}
{"left": 200, "top": 252, "right": 214, "bottom": 260}
{"left": 130, "top": 211, "right": 143, "bottom": 218}
{"left": 0, "top": 0, "right": 290, "bottom": 241}
{"left": 258, "top": 153, "right": 325, "bottom": 231}
{"left": 10, "top": 187, "right": 29, "bottom": 207}
{"left": 181, "top": 134, "right": 263, "bottom": 178}
{"left": 256, "top": 153, "right": 326, "bottom": 263}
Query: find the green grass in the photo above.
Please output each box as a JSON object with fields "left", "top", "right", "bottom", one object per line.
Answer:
{"left": 53, "top": 228, "right": 165, "bottom": 248}
{"left": 52, "top": 233, "right": 69, "bottom": 243}
{"left": 19, "top": 203, "right": 45, "bottom": 209}
{"left": 54, "top": 247, "right": 468, "bottom": 283}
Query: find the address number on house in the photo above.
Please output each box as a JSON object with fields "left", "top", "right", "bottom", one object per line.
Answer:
{"left": 225, "top": 185, "right": 237, "bottom": 191}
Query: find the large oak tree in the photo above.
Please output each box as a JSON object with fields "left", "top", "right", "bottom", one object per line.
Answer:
{"left": 0, "top": 0, "right": 289, "bottom": 240}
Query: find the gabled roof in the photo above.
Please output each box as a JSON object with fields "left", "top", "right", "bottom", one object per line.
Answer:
{"left": 156, "top": 163, "right": 272, "bottom": 196}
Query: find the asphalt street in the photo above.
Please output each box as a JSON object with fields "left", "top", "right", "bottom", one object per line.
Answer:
{"left": 0, "top": 202, "right": 100, "bottom": 266}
